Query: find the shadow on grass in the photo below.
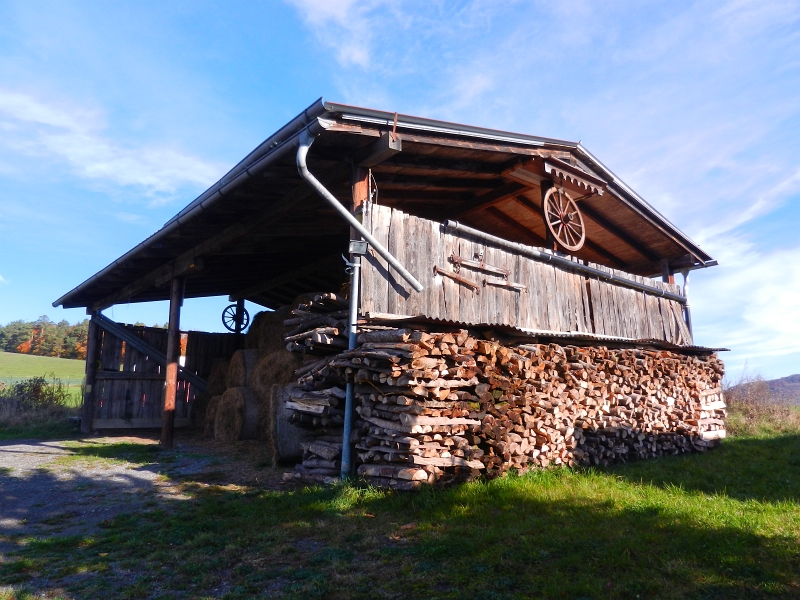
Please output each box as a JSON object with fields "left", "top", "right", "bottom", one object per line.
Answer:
{"left": 0, "top": 419, "right": 80, "bottom": 441}
{"left": 61, "top": 440, "right": 164, "bottom": 465}
{"left": 610, "top": 433, "right": 800, "bottom": 504}
{"left": 2, "top": 439, "right": 799, "bottom": 599}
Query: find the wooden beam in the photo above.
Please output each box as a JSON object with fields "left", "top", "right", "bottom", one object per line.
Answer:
{"left": 88, "top": 170, "right": 344, "bottom": 312}
{"left": 153, "top": 257, "right": 203, "bottom": 288}
{"left": 80, "top": 317, "right": 101, "bottom": 434}
{"left": 511, "top": 195, "right": 630, "bottom": 269}
{"left": 229, "top": 254, "right": 342, "bottom": 301}
{"left": 354, "top": 132, "right": 402, "bottom": 167}
{"left": 451, "top": 182, "right": 528, "bottom": 218}
{"left": 371, "top": 155, "right": 505, "bottom": 179}
{"left": 352, "top": 165, "right": 369, "bottom": 241}
{"left": 377, "top": 175, "right": 499, "bottom": 191}
{"left": 579, "top": 203, "right": 660, "bottom": 263}
{"left": 161, "top": 277, "right": 184, "bottom": 449}
{"left": 485, "top": 207, "right": 547, "bottom": 246}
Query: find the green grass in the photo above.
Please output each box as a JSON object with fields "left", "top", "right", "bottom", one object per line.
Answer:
{"left": 0, "top": 351, "right": 84, "bottom": 407}
{"left": 0, "top": 351, "right": 85, "bottom": 382}
{"left": 0, "top": 419, "right": 79, "bottom": 442}
{"left": 2, "top": 432, "right": 799, "bottom": 599}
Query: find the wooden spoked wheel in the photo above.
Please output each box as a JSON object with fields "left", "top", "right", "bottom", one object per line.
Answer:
{"left": 222, "top": 304, "right": 249, "bottom": 332}
{"left": 543, "top": 187, "right": 586, "bottom": 252}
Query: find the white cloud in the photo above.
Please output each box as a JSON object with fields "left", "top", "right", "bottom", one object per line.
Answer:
{"left": 286, "top": 0, "right": 387, "bottom": 67}
{"left": 286, "top": 1, "right": 800, "bottom": 379}
{"left": 692, "top": 238, "right": 800, "bottom": 377}
{"left": 0, "top": 90, "right": 223, "bottom": 199}
{"left": 0, "top": 274, "right": 7, "bottom": 284}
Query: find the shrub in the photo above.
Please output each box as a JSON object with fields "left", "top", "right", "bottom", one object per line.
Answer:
{"left": 0, "top": 374, "right": 75, "bottom": 428}
{"left": 725, "top": 374, "right": 800, "bottom": 436}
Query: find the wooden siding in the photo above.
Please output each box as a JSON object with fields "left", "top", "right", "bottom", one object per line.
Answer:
{"left": 360, "top": 204, "right": 692, "bottom": 345}
{"left": 91, "top": 326, "right": 241, "bottom": 428}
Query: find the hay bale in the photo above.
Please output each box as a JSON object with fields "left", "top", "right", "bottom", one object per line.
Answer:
{"left": 227, "top": 349, "right": 259, "bottom": 388}
{"left": 192, "top": 392, "right": 212, "bottom": 428}
{"left": 214, "top": 387, "right": 260, "bottom": 442}
{"left": 251, "top": 351, "right": 303, "bottom": 402}
{"left": 255, "top": 306, "right": 292, "bottom": 354}
{"left": 207, "top": 359, "right": 229, "bottom": 396}
{"left": 250, "top": 294, "right": 325, "bottom": 355}
{"left": 203, "top": 395, "right": 222, "bottom": 437}
{"left": 259, "top": 384, "right": 307, "bottom": 463}
{"left": 244, "top": 311, "right": 266, "bottom": 350}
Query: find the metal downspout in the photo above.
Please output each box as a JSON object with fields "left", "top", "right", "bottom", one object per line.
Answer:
{"left": 681, "top": 270, "right": 693, "bottom": 338}
{"left": 340, "top": 254, "right": 361, "bottom": 479}
{"left": 296, "top": 130, "right": 424, "bottom": 293}
{"left": 296, "top": 128, "right": 424, "bottom": 480}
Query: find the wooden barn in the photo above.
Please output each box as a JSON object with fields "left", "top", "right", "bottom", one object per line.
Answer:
{"left": 55, "top": 99, "right": 725, "bottom": 485}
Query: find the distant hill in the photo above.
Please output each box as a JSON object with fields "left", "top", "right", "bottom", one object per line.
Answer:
{"left": 767, "top": 374, "right": 800, "bottom": 403}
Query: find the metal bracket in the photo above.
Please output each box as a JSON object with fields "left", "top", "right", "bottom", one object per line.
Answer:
{"left": 342, "top": 254, "right": 355, "bottom": 274}
{"left": 483, "top": 279, "right": 527, "bottom": 293}
{"left": 449, "top": 252, "right": 509, "bottom": 279}
{"left": 434, "top": 266, "right": 481, "bottom": 294}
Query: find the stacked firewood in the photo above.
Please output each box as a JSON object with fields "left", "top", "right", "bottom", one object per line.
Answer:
{"left": 283, "top": 293, "right": 350, "bottom": 355}
{"left": 283, "top": 327, "right": 725, "bottom": 488}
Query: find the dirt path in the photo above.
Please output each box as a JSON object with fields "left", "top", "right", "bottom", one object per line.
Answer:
{"left": 0, "top": 432, "right": 289, "bottom": 553}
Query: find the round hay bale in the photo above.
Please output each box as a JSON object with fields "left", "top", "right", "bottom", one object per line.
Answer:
{"left": 258, "top": 383, "right": 307, "bottom": 463}
{"left": 227, "top": 349, "right": 259, "bottom": 388}
{"left": 203, "top": 395, "right": 222, "bottom": 437}
{"left": 255, "top": 306, "right": 292, "bottom": 354}
{"left": 251, "top": 351, "right": 303, "bottom": 402}
{"left": 250, "top": 293, "right": 338, "bottom": 355}
{"left": 192, "top": 392, "right": 212, "bottom": 429}
{"left": 207, "top": 359, "right": 229, "bottom": 396}
{"left": 214, "top": 387, "right": 260, "bottom": 442}
{"left": 245, "top": 310, "right": 266, "bottom": 350}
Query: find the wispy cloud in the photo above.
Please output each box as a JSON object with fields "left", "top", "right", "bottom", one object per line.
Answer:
{"left": 693, "top": 237, "right": 800, "bottom": 377}
{"left": 0, "top": 90, "right": 224, "bottom": 200}
{"left": 287, "top": 0, "right": 800, "bottom": 378}
{"left": 286, "top": 0, "right": 387, "bottom": 67}
{"left": 0, "top": 274, "right": 7, "bottom": 284}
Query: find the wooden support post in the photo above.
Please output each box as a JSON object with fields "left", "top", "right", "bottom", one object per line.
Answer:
{"left": 539, "top": 180, "right": 557, "bottom": 252}
{"left": 81, "top": 316, "right": 101, "bottom": 434}
{"left": 160, "top": 277, "right": 185, "bottom": 448}
{"left": 661, "top": 259, "right": 675, "bottom": 284}
{"left": 234, "top": 298, "right": 245, "bottom": 334}
{"left": 351, "top": 166, "right": 369, "bottom": 240}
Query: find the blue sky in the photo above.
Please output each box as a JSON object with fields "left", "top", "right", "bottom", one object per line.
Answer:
{"left": 0, "top": 0, "right": 798, "bottom": 381}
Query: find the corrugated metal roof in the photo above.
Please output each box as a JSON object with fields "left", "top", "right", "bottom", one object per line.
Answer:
{"left": 362, "top": 313, "right": 726, "bottom": 353}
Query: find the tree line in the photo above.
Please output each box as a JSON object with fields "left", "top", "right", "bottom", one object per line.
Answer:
{"left": 0, "top": 316, "right": 90, "bottom": 360}
{"left": 0, "top": 317, "right": 172, "bottom": 361}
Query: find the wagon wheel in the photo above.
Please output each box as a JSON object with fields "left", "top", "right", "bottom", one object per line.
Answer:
{"left": 543, "top": 187, "right": 586, "bottom": 252}
{"left": 222, "top": 304, "right": 249, "bottom": 332}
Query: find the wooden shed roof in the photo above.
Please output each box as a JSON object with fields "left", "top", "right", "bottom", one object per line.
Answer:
{"left": 54, "top": 98, "right": 715, "bottom": 311}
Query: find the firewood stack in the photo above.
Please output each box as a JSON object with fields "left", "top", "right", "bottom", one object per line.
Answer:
{"left": 283, "top": 325, "right": 725, "bottom": 488}
{"left": 283, "top": 293, "right": 350, "bottom": 355}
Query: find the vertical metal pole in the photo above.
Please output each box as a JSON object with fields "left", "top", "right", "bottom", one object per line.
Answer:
{"left": 161, "top": 277, "right": 185, "bottom": 449}
{"left": 341, "top": 255, "right": 360, "bottom": 480}
{"left": 81, "top": 315, "right": 101, "bottom": 434}
{"left": 680, "top": 270, "right": 693, "bottom": 338}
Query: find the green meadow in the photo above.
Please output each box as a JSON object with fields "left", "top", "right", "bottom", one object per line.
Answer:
{"left": 1, "top": 430, "right": 799, "bottom": 599}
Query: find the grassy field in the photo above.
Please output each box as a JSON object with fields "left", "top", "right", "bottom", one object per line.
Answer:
{"left": 0, "top": 351, "right": 84, "bottom": 406}
{"left": 1, "top": 430, "right": 799, "bottom": 599}
{"left": 0, "top": 351, "right": 85, "bottom": 382}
